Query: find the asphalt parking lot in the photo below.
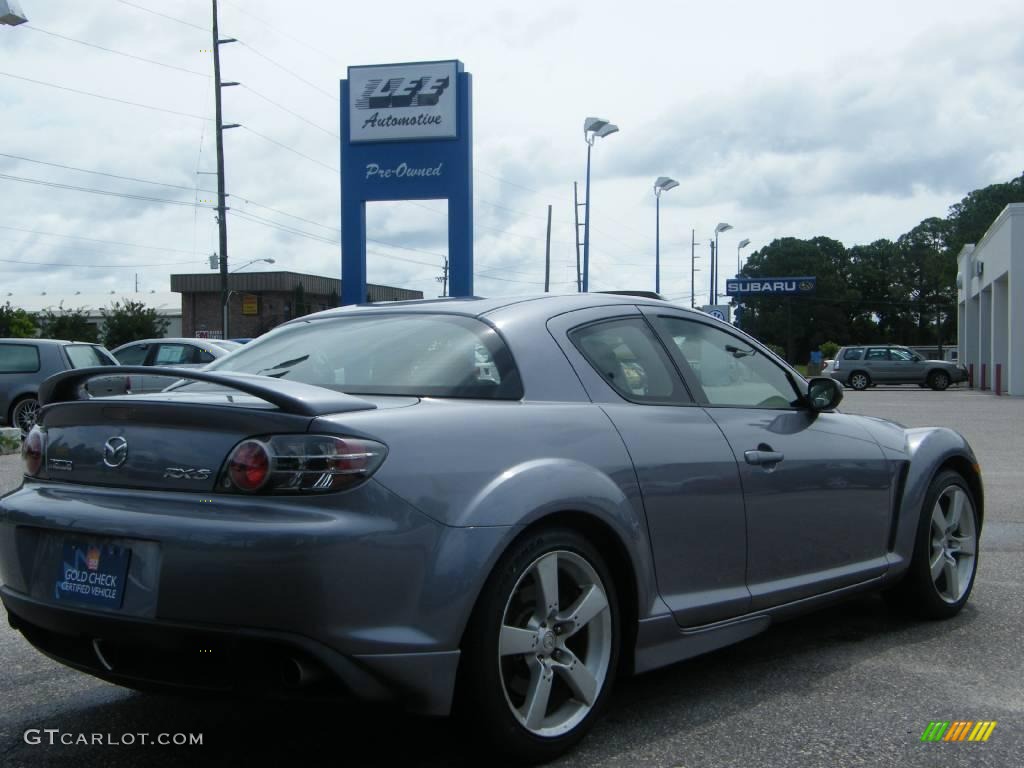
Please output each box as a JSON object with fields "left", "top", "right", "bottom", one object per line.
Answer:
{"left": 0, "top": 387, "right": 1020, "bottom": 767}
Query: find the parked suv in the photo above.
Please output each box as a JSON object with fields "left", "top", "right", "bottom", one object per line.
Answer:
{"left": 826, "top": 345, "right": 968, "bottom": 391}
{"left": 0, "top": 339, "right": 125, "bottom": 435}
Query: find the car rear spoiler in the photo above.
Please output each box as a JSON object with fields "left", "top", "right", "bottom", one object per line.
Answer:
{"left": 38, "top": 366, "right": 377, "bottom": 418}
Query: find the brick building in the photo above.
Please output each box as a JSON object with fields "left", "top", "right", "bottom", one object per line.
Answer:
{"left": 170, "top": 271, "right": 423, "bottom": 339}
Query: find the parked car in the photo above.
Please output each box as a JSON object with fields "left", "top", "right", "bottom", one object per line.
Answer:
{"left": 828, "top": 344, "right": 969, "bottom": 391}
{"left": 110, "top": 338, "right": 235, "bottom": 394}
{"left": 0, "top": 339, "right": 126, "bottom": 435}
{"left": 2, "top": 295, "right": 983, "bottom": 763}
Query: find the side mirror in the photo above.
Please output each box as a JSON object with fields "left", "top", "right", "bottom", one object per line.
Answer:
{"left": 806, "top": 377, "right": 844, "bottom": 412}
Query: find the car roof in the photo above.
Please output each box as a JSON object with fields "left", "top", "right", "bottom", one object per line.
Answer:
{"left": 113, "top": 337, "right": 229, "bottom": 350}
{"left": 284, "top": 293, "right": 708, "bottom": 324}
{"left": 0, "top": 338, "right": 100, "bottom": 347}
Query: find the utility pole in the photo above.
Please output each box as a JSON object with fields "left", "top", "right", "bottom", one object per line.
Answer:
{"left": 436, "top": 257, "right": 449, "bottom": 297}
{"left": 573, "top": 182, "right": 583, "bottom": 292}
{"left": 212, "top": 0, "right": 238, "bottom": 339}
{"left": 544, "top": 205, "right": 552, "bottom": 292}
{"left": 690, "top": 228, "right": 699, "bottom": 308}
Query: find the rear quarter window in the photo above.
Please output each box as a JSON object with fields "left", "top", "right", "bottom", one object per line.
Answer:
{"left": 0, "top": 344, "right": 41, "bottom": 373}
{"left": 842, "top": 348, "right": 864, "bottom": 360}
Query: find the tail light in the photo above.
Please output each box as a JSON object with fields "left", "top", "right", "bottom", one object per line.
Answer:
{"left": 219, "top": 435, "right": 386, "bottom": 494}
{"left": 22, "top": 427, "right": 44, "bottom": 477}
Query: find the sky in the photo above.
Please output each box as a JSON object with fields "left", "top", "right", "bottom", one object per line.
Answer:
{"left": 1, "top": 0, "right": 1022, "bottom": 310}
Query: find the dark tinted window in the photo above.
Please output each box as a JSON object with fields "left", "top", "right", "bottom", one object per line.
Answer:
{"left": 195, "top": 349, "right": 217, "bottom": 364}
{"left": 0, "top": 344, "right": 40, "bottom": 373}
{"left": 114, "top": 344, "right": 149, "bottom": 365}
{"left": 65, "top": 345, "right": 114, "bottom": 368}
{"left": 570, "top": 318, "right": 687, "bottom": 404}
{"left": 208, "top": 314, "right": 523, "bottom": 399}
{"left": 842, "top": 348, "right": 864, "bottom": 360}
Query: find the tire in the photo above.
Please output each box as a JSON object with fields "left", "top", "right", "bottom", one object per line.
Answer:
{"left": 458, "top": 527, "right": 620, "bottom": 764}
{"left": 887, "top": 470, "right": 979, "bottom": 619}
{"left": 10, "top": 395, "right": 40, "bottom": 436}
{"left": 928, "top": 370, "right": 951, "bottom": 391}
{"left": 848, "top": 371, "right": 871, "bottom": 391}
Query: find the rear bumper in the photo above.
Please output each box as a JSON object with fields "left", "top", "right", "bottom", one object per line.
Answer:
{"left": 2, "top": 588, "right": 459, "bottom": 714}
{"left": 0, "top": 479, "right": 512, "bottom": 715}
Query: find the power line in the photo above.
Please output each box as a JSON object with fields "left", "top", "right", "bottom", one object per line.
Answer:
{"left": 0, "top": 71, "right": 211, "bottom": 121}
{"left": 240, "top": 126, "right": 338, "bottom": 173}
{"left": 240, "top": 85, "right": 339, "bottom": 139}
{"left": 475, "top": 168, "right": 540, "bottom": 194}
{"left": 113, "top": 0, "right": 209, "bottom": 32}
{"left": 220, "top": 0, "right": 345, "bottom": 69}
{"left": 0, "top": 255, "right": 204, "bottom": 269}
{"left": 237, "top": 40, "right": 340, "bottom": 103}
{"left": 0, "top": 224, "right": 197, "bottom": 254}
{"left": 0, "top": 153, "right": 214, "bottom": 194}
{"left": 22, "top": 25, "right": 209, "bottom": 78}
{"left": 0, "top": 173, "right": 212, "bottom": 208}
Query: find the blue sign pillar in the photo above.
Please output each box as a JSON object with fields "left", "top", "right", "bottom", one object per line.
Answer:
{"left": 340, "top": 60, "right": 473, "bottom": 306}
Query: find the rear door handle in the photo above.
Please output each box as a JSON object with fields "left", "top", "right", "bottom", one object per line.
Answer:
{"left": 744, "top": 449, "right": 784, "bottom": 466}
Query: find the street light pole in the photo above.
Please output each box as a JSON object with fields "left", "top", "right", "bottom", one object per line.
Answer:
{"left": 713, "top": 222, "right": 733, "bottom": 305}
{"left": 581, "top": 117, "right": 618, "bottom": 292}
{"left": 736, "top": 238, "right": 751, "bottom": 274}
{"left": 653, "top": 177, "right": 679, "bottom": 294}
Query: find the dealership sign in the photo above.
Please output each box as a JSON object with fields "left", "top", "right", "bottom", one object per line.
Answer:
{"left": 348, "top": 61, "right": 457, "bottom": 143}
{"left": 726, "top": 277, "right": 817, "bottom": 296}
{"left": 340, "top": 60, "right": 473, "bottom": 306}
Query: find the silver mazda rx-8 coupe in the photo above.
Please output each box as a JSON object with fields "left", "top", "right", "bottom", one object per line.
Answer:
{"left": 0, "top": 294, "right": 982, "bottom": 763}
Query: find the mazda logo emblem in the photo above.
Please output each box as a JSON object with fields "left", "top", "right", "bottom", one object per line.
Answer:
{"left": 103, "top": 436, "right": 129, "bottom": 468}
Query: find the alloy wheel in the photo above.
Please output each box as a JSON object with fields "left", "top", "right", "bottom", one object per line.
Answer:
{"left": 850, "top": 373, "right": 869, "bottom": 390}
{"left": 928, "top": 485, "right": 977, "bottom": 604}
{"left": 497, "top": 550, "right": 613, "bottom": 738}
{"left": 12, "top": 398, "right": 40, "bottom": 436}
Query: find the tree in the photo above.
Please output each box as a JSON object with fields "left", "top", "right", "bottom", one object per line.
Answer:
{"left": 37, "top": 303, "right": 97, "bottom": 342}
{"left": 0, "top": 302, "right": 37, "bottom": 338}
{"left": 100, "top": 300, "right": 170, "bottom": 349}
{"left": 734, "top": 236, "right": 856, "bottom": 361}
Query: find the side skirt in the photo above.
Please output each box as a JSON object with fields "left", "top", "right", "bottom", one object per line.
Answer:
{"left": 633, "top": 574, "right": 886, "bottom": 675}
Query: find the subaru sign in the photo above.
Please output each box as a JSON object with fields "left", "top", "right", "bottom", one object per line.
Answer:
{"left": 340, "top": 60, "right": 473, "bottom": 306}
{"left": 726, "top": 277, "right": 816, "bottom": 296}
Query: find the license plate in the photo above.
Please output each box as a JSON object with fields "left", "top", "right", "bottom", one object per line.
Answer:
{"left": 55, "top": 541, "right": 131, "bottom": 610}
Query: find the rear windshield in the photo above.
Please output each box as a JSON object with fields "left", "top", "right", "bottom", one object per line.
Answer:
{"left": 206, "top": 314, "right": 523, "bottom": 399}
{"left": 65, "top": 345, "right": 116, "bottom": 369}
{"left": 842, "top": 348, "right": 864, "bottom": 360}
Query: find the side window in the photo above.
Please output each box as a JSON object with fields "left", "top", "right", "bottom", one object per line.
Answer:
{"left": 570, "top": 318, "right": 688, "bottom": 404}
{"left": 888, "top": 348, "right": 914, "bottom": 362}
{"left": 653, "top": 316, "right": 800, "bottom": 409}
{"left": 153, "top": 344, "right": 193, "bottom": 365}
{"left": 114, "top": 345, "right": 149, "bottom": 365}
{"left": 194, "top": 348, "right": 216, "bottom": 364}
{"left": 0, "top": 344, "right": 41, "bottom": 373}
{"left": 865, "top": 348, "right": 888, "bottom": 361}
{"left": 842, "top": 348, "right": 864, "bottom": 360}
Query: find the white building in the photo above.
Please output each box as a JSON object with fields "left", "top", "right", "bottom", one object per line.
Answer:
{"left": 4, "top": 292, "right": 182, "bottom": 340}
{"left": 957, "top": 203, "right": 1024, "bottom": 395}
